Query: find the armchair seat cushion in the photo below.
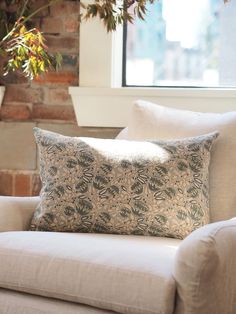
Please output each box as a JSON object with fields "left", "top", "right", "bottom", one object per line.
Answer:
{"left": 0, "top": 231, "right": 180, "bottom": 314}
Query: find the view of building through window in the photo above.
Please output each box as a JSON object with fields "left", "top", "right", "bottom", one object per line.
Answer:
{"left": 124, "top": 0, "right": 236, "bottom": 87}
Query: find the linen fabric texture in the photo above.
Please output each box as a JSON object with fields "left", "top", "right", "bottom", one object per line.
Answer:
{"left": 0, "top": 289, "right": 115, "bottom": 314}
{"left": 31, "top": 128, "right": 218, "bottom": 239}
{"left": 173, "top": 218, "right": 236, "bottom": 314}
{"left": 0, "top": 232, "right": 180, "bottom": 314}
{"left": 128, "top": 100, "right": 236, "bottom": 222}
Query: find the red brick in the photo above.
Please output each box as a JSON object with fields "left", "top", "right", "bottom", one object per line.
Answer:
{"left": 0, "top": 172, "right": 13, "bottom": 196}
{"left": 0, "top": 72, "right": 28, "bottom": 85}
{"left": 32, "top": 18, "right": 42, "bottom": 30}
{"left": 64, "top": 18, "right": 80, "bottom": 33}
{"left": 45, "top": 35, "right": 79, "bottom": 54}
{"left": 1, "top": 104, "right": 31, "bottom": 121}
{"left": 47, "top": 88, "right": 72, "bottom": 105}
{"left": 4, "top": 85, "right": 42, "bottom": 103}
{"left": 42, "top": 17, "right": 63, "bottom": 33}
{"left": 14, "top": 174, "right": 31, "bottom": 196}
{"left": 50, "top": 2, "right": 80, "bottom": 17}
{"left": 35, "top": 71, "right": 78, "bottom": 85}
{"left": 32, "top": 105, "right": 76, "bottom": 121}
{"left": 31, "top": 174, "right": 42, "bottom": 196}
{"left": 31, "top": 0, "right": 50, "bottom": 17}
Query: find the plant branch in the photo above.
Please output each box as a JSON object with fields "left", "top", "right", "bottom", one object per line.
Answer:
{"left": 19, "top": 0, "right": 30, "bottom": 19}
{"left": 0, "top": 0, "right": 62, "bottom": 47}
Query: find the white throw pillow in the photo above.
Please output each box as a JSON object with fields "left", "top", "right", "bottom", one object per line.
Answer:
{"left": 128, "top": 100, "right": 236, "bottom": 223}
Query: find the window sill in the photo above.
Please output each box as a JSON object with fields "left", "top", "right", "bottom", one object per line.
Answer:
{"left": 69, "top": 86, "right": 236, "bottom": 127}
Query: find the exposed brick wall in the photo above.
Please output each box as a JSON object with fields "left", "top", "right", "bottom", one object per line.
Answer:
{"left": 0, "top": 171, "right": 41, "bottom": 197}
{"left": 0, "top": 0, "right": 79, "bottom": 123}
{"left": 0, "top": 170, "right": 41, "bottom": 196}
{"left": 0, "top": 1, "right": 121, "bottom": 196}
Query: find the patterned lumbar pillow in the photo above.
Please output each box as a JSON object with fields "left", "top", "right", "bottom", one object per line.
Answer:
{"left": 30, "top": 128, "right": 218, "bottom": 239}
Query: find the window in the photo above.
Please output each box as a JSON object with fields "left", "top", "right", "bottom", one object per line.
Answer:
{"left": 123, "top": 0, "right": 236, "bottom": 88}
{"left": 70, "top": 3, "right": 236, "bottom": 128}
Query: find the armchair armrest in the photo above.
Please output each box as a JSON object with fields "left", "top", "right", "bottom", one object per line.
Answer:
{"left": 173, "top": 219, "right": 236, "bottom": 314}
{"left": 0, "top": 196, "right": 40, "bottom": 232}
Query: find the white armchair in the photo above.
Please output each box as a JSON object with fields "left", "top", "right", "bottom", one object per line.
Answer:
{"left": 0, "top": 196, "right": 235, "bottom": 314}
{"left": 1, "top": 100, "right": 236, "bottom": 314}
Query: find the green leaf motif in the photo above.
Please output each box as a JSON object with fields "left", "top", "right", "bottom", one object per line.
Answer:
{"left": 131, "top": 181, "right": 143, "bottom": 194}
{"left": 177, "top": 161, "right": 188, "bottom": 171}
{"left": 94, "top": 223, "right": 108, "bottom": 233}
{"left": 187, "top": 186, "right": 199, "bottom": 198}
{"left": 99, "top": 212, "right": 111, "bottom": 223}
{"left": 64, "top": 206, "right": 76, "bottom": 216}
{"left": 93, "top": 175, "right": 109, "bottom": 190}
{"left": 177, "top": 210, "right": 187, "bottom": 220}
{"left": 107, "top": 185, "right": 119, "bottom": 197}
{"left": 149, "top": 177, "right": 163, "bottom": 192}
{"left": 133, "top": 161, "right": 146, "bottom": 169}
{"left": 48, "top": 166, "right": 57, "bottom": 176}
{"left": 164, "top": 187, "right": 176, "bottom": 199}
{"left": 55, "top": 143, "right": 66, "bottom": 151}
{"left": 75, "top": 199, "right": 93, "bottom": 215}
{"left": 43, "top": 212, "right": 54, "bottom": 224}
{"left": 76, "top": 181, "right": 88, "bottom": 193}
{"left": 51, "top": 185, "right": 65, "bottom": 197}
{"left": 148, "top": 225, "right": 163, "bottom": 237}
{"left": 67, "top": 158, "right": 78, "bottom": 168}
{"left": 188, "top": 143, "right": 200, "bottom": 152}
{"left": 204, "top": 140, "right": 213, "bottom": 151}
{"left": 155, "top": 166, "right": 168, "bottom": 176}
{"left": 189, "top": 204, "right": 204, "bottom": 221}
{"left": 121, "top": 160, "right": 132, "bottom": 169}
{"left": 120, "top": 207, "right": 131, "bottom": 218}
{"left": 155, "top": 214, "right": 167, "bottom": 225}
{"left": 101, "top": 163, "right": 113, "bottom": 174}
{"left": 189, "top": 163, "right": 201, "bottom": 173}
{"left": 132, "top": 201, "right": 148, "bottom": 216}
{"left": 77, "top": 152, "right": 95, "bottom": 167}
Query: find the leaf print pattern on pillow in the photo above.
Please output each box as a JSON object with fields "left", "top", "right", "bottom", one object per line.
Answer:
{"left": 30, "top": 128, "right": 219, "bottom": 239}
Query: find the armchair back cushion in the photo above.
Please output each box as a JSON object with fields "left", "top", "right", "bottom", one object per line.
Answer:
{"left": 128, "top": 100, "right": 236, "bottom": 222}
{"left": 0, "top": 196, "right": 39, "bottom": 232}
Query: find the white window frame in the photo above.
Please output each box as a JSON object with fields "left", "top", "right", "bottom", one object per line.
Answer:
{"left": 69, "top": 2, "right": 236, "bottom": 127}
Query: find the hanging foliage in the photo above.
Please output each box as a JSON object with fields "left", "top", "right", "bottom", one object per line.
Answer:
{"left": 81, "top": 0, "right": 156, "bottom": 32}
{"left": 0, "top": 0, "right": 62, "bottom": 79}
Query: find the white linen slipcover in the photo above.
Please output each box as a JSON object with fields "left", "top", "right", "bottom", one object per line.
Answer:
{"left": 0, "top": 231, "right": 180, "bottom": 314}
{"left": 174, "top": 218, "right": 236, "bottom": 314}
{"left": 0, "top": 289, "right": 115, "bottom": 314}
